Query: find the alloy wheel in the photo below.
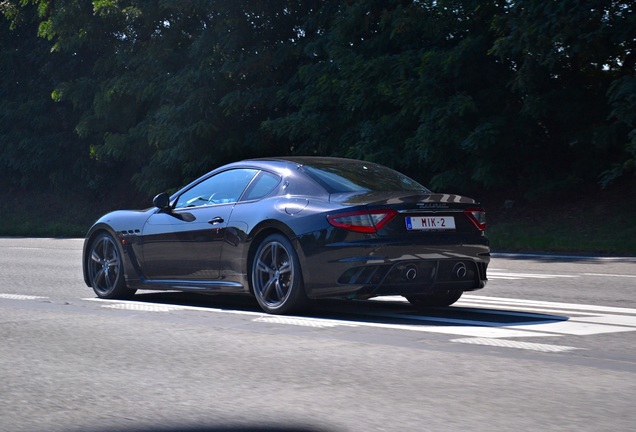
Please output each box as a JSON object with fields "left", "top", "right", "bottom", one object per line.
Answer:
{"left": 252, "top": 234, "right": 306, "bottom": 314}
{"left": 88, "top": 233, "right": 124, "bottom": 297}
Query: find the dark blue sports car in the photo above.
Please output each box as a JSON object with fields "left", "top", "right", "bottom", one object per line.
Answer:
{"left": 83, "top": 157, "right": 489, "bottom": 314}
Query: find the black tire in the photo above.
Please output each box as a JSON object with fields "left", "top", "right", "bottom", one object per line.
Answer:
{"left": 87, "top": 233, "right": 136, "bottom": 299}
{"left": 251, "top": 234, "right": 307, "bottom": 314}
{"left": 405, "top": 290, "right": 463, "bottom": 309}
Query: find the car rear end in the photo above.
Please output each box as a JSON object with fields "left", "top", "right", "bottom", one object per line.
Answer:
{"left": 309, "top": 192, "right": 489, "bottom": 299}
{"left": 287, "top": 158, "right": 489, "bottom": 302}
{"left": 290, "top": 193, "right": 490, "bottom": 298}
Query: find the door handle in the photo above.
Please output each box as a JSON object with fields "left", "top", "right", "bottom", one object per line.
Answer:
{"left": 208, "top": 217, "right": 224, "bottom": 225}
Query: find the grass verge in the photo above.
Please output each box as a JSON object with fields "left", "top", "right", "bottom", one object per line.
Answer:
{"left": 487, "top": 219, "right": 636, "bottom": 256}
{"left": 483, "top": 178, "right": 636, "bottom": 256}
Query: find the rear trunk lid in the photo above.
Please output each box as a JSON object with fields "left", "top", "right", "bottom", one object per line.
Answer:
{"left": 329, "top": 191, "right": 486, "bottom": 235}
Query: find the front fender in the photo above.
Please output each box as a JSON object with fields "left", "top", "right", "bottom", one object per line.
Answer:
{"left": 82, "top": 210, "right": 153, "bottom": 287}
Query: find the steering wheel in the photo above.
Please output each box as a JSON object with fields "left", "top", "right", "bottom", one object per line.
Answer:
{"left": 207, "top": 193, "right": 221, "bottom": 204}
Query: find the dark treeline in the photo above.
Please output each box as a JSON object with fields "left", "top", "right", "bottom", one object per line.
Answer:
{"left": 1, "top": 0, "right": 634, "bottom": 203}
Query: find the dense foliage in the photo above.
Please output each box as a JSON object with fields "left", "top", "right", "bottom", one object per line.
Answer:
{"left": 1, "top": 0, "right": 634, "bottom": 201}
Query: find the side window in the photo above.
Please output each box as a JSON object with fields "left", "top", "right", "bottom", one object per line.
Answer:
{"left": 175, "top": 169, "right": 258, "bottom": 209}
{"left": 241, "top": 171, "right": 281, "bottom": 201}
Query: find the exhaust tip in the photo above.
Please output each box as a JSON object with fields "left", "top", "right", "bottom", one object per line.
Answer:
{"left": 453, "top": 262, "right": 467, "bottom": 279}
{"left": 404, "top": 265, "right": 417, "bottom": 281}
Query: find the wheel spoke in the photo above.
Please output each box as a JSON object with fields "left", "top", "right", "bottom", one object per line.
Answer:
{"left": 274, "top": 280, "right": 286, "bottom": 300}
{"left": 107, "top": 245, "right": 117, "bottom": 261}
{"left": 261, "top": 276, "right": 277, "bottom": 300}
{"left": 102, "top": 238, "right": 109, "bottom": 258}
{"left": 256, "top": 258, "right": 272, "bottom": 274}
{"left": 94, "top": 267, "right": 106, "bottom": 288}
{"left": 270, "top": 243, "right": 279, "bottom": 268}
{"left": 91, "top": 249, "right": 102, "bottom": 264}
{"left": 278, "top": 261, "right": 291, "bottom": 275}
{"left": 109, "top": 259, "right": 119, "bottom": 272}
{"left": 104, "top": 268, "right": 114, "bottom": 289}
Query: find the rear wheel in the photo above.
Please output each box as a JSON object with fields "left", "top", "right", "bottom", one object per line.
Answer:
{"left": 87, "top": 233, "right": 136, "bottom": 299}
{"left": 251, "top": 234, "right": 307, "bottom": 314}
{"left": 405, "top": 290, "right": 463, "bottom": 308}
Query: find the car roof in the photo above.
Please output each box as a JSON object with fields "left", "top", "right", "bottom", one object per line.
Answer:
{"left": 244, "top": 156, "right": 377, "bottom": 169}
{"left": 250, "top": 156, "right": 367, "bottom": 163}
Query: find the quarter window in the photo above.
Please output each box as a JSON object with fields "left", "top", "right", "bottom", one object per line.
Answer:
{"left": 241, "top": 171, "right": 281, "bottom": 201}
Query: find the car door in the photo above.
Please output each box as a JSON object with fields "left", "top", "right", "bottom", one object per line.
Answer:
{"left": 140, "top": 168, "right": 259, "bottom": 280}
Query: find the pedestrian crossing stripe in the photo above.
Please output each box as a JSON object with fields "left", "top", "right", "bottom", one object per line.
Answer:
{"left": 81, "top": 295, "right": 636, "bottom": 345}
{"left": 450, "top": 337, "right": 580, "bottom": 353}
{"left": 488, "top": 269, "right": 579, "bottom": 280}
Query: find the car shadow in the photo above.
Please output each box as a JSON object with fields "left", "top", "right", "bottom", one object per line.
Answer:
{"left": 130, "top": 292, "right": 569, "bottom": 329}
{"left": 312, "top": 298, "right": 568, "bottom": 328}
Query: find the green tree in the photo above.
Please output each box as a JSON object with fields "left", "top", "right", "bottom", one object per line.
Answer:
{"left": 32, "top": 0, "right": 322, "bottom": 194}
{"left": 491, "top": 0, "right": 636, "bottom": 193}
{"left": 0, "top": 1, "right": 91, "bottom": 192}
{"left": 263, "top": 1, "right": 515, "bottom": 194}
{"left": 3, "top": 0, "right": 633, "bottom": 203}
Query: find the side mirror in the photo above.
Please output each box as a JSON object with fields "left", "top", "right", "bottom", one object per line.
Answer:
{"left": 153, "top": 192, "right": 171, "bottom": 210}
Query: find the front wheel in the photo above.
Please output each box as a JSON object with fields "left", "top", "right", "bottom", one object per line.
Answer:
{"left": 251, "top": 234, "right": 307, "bottom": 314}
{"left": 87, "top": 233, "right": 136, "bottom": 299}
{"left": 405, "top": 290, "right": 463, "bottom": 309}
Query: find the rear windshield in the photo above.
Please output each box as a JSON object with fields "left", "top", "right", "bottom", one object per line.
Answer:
{"left": 301, "top": 161, "right": 429, "bottom": 193}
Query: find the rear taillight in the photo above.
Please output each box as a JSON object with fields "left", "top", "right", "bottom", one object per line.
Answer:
{"left": 327, "top": 209, "right": 397, "bottom": 233}
{"left": 465, "top": 208, "right": 486, "bottom": 231}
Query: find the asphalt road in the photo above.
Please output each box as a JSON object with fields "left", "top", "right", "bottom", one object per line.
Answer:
{"left": 1, "top": 238, "right": 635, "bottom": 432}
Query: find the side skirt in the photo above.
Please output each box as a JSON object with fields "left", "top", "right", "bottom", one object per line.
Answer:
{"left": 129, "top": 279, "right": 247, "bottom": 294}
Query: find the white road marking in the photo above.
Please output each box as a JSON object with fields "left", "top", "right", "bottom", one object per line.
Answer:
{"left": 83, "top": 298, "right": 556, "bottom": 338}
{"left": 491, "top": 252, "right": 636, "bottom": 262}
{"left": 80, "top": 295, "right": 636, "bottom": 352}
{"left": 101, "top": 303, "right": 184, "bottom": 312}
{"left": 0, "top": 293, "right": 48, "bottom": 300}
{"left": 255, "top": 316, "right": 357, "bottom": 328}
{"left": 488, "top": 270, "right": 579, "bottom": 280}
{"left": 82, "top": 297, "right": 267, "bottom": 317}
{"left": 570, "top": 315, "right": 636, "bottom": 327}
{"left": 451, "top": 338, "right": 580, "bottom": 353}
{"left": 508, "top": 320, "right": 635, "bottom": 336}
{"left": 460, "top": 295, "right": 636, "bottom": 315}
{"left": 583, "top": 273, "right": 636, "bottom": 278}
{"left": 488, "top": 268, "right": 636, "bottom": 280}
